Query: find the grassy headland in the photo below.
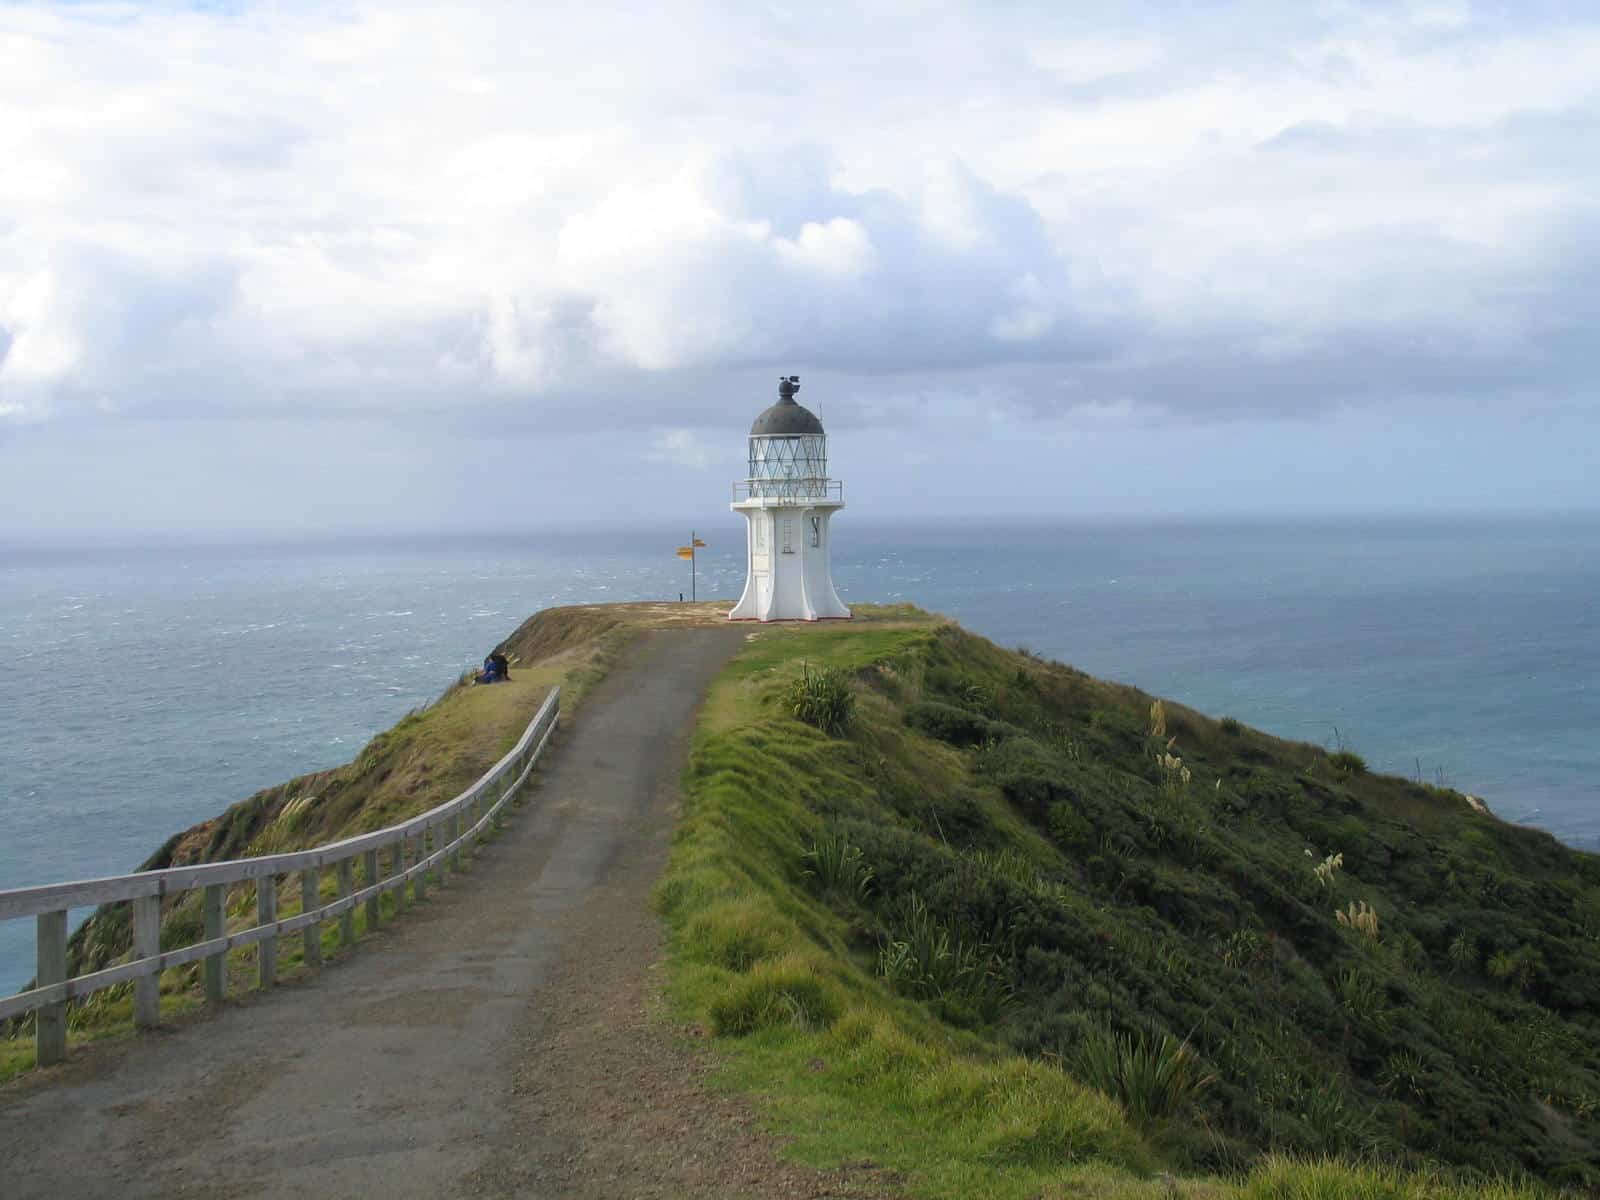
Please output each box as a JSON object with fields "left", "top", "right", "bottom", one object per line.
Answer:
{"left": 658, "top": 607, "right": 1600, "bottom": 1196}
{"left": 7, "top": 599, "right": 1597, "bottom": 1199}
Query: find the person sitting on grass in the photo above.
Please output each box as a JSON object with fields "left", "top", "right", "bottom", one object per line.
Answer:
{"left": 476, "top": 651, "right": 511, "bottom": 684}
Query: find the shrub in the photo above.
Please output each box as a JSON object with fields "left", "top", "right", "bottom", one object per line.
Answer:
{"left": 785, "top": 662, "right": 854, "bottom": 735}
{"left": 967, "top": 1058, "right": 1148, "bottom": 1170}
{"left": 1071, "top": 1023, "right": 1215, "bottom": 1128}
{"left": 975, "top": 737, "right": 1072, "bottom": 821}
{"left": 1378, "top": 1050, "right": 1431, "bottom": 1101}
{"left": 1219, "top": 716, "right": 1244, "bottom": 736}
{"left": 905, "top": 700, "right": 1004, "bottom": 748}
{"left": 1486, "top": 946, "right": 1541, "bottom": 994}
{"left": 1218, "top": 928, "right": 1268, "bottom": 969}
{"left": 1335, "top": 968, "right": 1391, "bottom": 1031}
{"left": 877, "top": 894, "right": 1010, "bottom": 1020}
{"left": 1447, "top": 930, "right": 1478, "bottom": 973}
{"left": 1285, "top": 1084, "right": 1373, "bottom": 1152}
{"left": 965, "top": 847, "right": 1061, "bottom": 898}
{"left": 708, "top": 955, "right": 842, "bottom": 1035}
{"left": 683, "top": 901, "right": 791, "bottom": 972}
{"left": 802, "top": 831, "right": 874, "bottom": 898}
{"left": 1329, "top": 750, "right": 1367, "bottom": 776}
{"left": 1046, "top": 802, "right": 1094, "bottom": 849}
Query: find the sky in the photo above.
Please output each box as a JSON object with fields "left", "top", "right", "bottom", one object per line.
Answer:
{"left": 1, "top": 0, "right": 1597, "bottom": 535}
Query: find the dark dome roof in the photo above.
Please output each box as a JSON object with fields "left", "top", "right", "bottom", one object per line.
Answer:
{"left": 751, "top": 376, "right": 824, "bottom": 437}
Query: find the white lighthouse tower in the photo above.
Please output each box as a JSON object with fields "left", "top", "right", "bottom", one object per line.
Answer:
{"left": 729, "top": 376, "right": 851, "bottom": 622}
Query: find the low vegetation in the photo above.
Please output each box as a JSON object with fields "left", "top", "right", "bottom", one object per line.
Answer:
{"left": 784, "top": 661, "right": 856, "bottom": 735}
{"left": 659, "top": 609, "right": 1600, "bottom": 1196}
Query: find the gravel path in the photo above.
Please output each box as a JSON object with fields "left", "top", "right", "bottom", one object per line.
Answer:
{"left": 0, "top": 627, "right": 897, "bottom": 1199}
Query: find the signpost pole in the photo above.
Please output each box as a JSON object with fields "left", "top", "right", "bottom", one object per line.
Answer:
{"left": 676, "top": 535, "right": 707, "bottom": 603}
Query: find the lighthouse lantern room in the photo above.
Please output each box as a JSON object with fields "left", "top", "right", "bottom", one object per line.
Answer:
{"left": 729, "top": 376, "right": 851, "bottom": 622}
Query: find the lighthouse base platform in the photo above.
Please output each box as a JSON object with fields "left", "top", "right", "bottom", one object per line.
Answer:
{"left": 727, "top": 499, "right": 851, "bottom": 623}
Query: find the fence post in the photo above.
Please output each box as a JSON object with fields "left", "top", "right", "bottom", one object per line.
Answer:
{"left": 364, "top": 850, "right": 380, "bottom": 930}
{"left": 451, "top": 806, "right": 463, "bottom": 874}
{"left": 301, "top": 868, "right": 321, "bottom": 967}
{"left": 393, "top": 841, "right": 408, "bottom": 912}
{"left": 258, "top": 876, "right": 278, "bottom": 989}
{"left": 133, "top": 893, "right": 162, "bottom": 1027}
{"left": 203, "top": 884, "right": 225, "bottom": 1005}
{"left": 35, "top": 909, "right": 67, "bottom": 1066}
{"left": 337, "top": 858, "right": 355, "bottom": 945}
{"left": 415, "top": 830, "right": 429, "bottom": 901}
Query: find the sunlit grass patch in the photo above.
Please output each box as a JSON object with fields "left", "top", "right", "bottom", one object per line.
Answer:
{"left": 708, "top": 953, "right": 844, "bottom": 1035}
{"left": 1237, "top": 1155, "right": 1547, "bottom": 1200}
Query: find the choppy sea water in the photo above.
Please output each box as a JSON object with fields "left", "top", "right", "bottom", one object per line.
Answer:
{"left": 2, "top": 517, "right": 1596, "bottom": 994}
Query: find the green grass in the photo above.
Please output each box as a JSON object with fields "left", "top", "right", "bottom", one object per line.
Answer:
{"left": 657, "top": 612, "right": 1590, "bottom": 1197}
{"left": 784, "top": 662, "right": 857, "bottom": 735}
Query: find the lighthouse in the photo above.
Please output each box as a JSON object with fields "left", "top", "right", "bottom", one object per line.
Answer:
{"left": 728, "top": 376, "right": 851, "bottom": 622}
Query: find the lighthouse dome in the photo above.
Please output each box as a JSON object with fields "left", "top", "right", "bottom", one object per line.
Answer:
{"left": 745, "top": 376, "right": 829, "bottom": 500}
{"left": 750, "top": 376, "right": 824, "bottom": 437}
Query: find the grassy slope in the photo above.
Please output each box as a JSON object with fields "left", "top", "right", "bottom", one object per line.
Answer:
{"left": 659, "top": 609, "right": 1600, "bottom": 1197}
{"left": 0, "top": 603, "right": 687, "bottom": 1083}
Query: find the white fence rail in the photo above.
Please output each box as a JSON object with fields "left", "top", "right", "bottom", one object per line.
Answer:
{"left": 0, "top": 688, "right": 560, "bottom": 1066}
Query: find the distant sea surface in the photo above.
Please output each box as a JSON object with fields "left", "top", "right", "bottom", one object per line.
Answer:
{"left": 3, "top": 516, "right": 1597, "bottom": 994}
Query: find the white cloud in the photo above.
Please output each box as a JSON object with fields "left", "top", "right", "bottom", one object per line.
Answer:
{"left": 645, "top": 428, "right": 712, "bottom": 470}
{"left": 0, "top": 0, "right": 1596, "bottom": 437}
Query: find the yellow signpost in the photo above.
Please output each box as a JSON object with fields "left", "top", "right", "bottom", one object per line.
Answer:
{"left": 676, "top": 533, "right": 708, "bottom": 600}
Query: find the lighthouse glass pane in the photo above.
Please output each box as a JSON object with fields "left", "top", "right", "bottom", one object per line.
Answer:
{"left": 747, "top": 435, "right": 827, "bottom": 499}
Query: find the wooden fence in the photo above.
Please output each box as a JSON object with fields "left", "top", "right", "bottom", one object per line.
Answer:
{"left": 0, "top": 688, "right": 560, "bottom": 1067}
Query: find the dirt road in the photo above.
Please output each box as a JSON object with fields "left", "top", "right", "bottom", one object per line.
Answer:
{"left": 0, "top": 627, "right": 892, "bottom": 1199}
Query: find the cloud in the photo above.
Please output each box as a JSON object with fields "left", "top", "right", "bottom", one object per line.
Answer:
{"left": 644, "top": 428, "right": 712, "bottom": 470}
{"left": 0, "top": 0, "right": 1597, "bottom": 437}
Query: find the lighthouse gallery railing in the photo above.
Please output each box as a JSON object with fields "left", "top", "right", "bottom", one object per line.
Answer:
{"left": 0, "top": 687, "right": 560, "bottom": 1066}
{"left": 732, "top": 479, "right": 843, "bottom": 502}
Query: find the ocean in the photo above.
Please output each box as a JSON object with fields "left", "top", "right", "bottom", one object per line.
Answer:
{"left": 2, "top": 516, "right": 1597, "bottom": 995}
